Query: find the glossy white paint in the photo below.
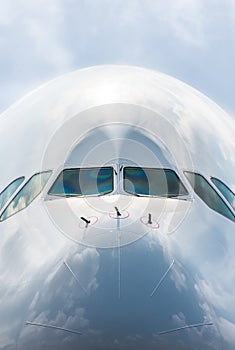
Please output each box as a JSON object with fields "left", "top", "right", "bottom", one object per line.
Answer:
{"left": 0, "top": 66, "right": 234, "bottom": 349}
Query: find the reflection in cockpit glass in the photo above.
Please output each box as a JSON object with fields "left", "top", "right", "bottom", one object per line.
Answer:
{"left": 0, "top": 177, "right": 25, "bottom": 211}
{"left": 184, "top": 171, "right": 235, "bottom": 222}
{"left": 123, "top": 167, "right": 188, "bottom": 197}
{"left": 211, "top": 177, "right": 235, "bottom": 211}
{"left": 48, "top": 167, "right": 114, "bottom": 197}
{"left": 0, "top": 171, "right": 52, "bottom": 222}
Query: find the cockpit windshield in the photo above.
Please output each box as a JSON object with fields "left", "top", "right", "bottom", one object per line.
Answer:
{"left": 184, "top": 171, "right": 235, "bottom": 222}
{"left": 211, "top": 177, "right": 235, "bottom": 211}
{"left": 123, "top": 167, "right": 188, "bottom": 197}
{"left": 48, "top": 167, "right": 114, "bottom": 197}
{"left": 0, "top": 177, "right": 24, "bottom": 211}
{"left": 0, "top": 171, "right": 51, "bottom": 222}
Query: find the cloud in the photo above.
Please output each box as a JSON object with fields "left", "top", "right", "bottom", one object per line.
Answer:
{"left": 172, "top": 311, "right": 186, "bottom": 327}
{"left": 0, "top": 0, "right": 73, "bottom": 70}
{"left": 218, "top": 317, "right": 235, "bottom": 347}
{"left": 1, "top": 0, "right": 235, "bottom": 114}
{"left": 69, "top": 0, "right": 206, "bottom": 46}
{"left": 0, "top": 242, "right": 100, "bottom": 348}
{"left": 145, "top": 0, "right": 206, "bottom": 47}
{"left": 0, "top": 0, "right": 74, "bottom": 112}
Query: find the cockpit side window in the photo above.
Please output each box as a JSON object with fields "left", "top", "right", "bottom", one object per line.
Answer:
{"left": 0, "top": 171, "right": 52, "bottom": 222}
{"left": 123, "top": 167, "right": 188, "bottom": 197}
{"left": 0, "top": 177, "right": 25, "bottom": 211}
{"left": 48, "top": 167, "right": 114, "bottom": 197}
{"left": 211, "top": 177, "right": 235, "bottom": 211}
{"left": 184, "top": 171, "right": 235, "bottom": 222}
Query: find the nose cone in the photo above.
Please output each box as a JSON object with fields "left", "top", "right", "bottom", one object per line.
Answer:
{"left": 17, "top": 197, "right": 220, "bottom": 349}
{"left": 19, "top": 234, "right": 220, "bottom": 350}
{"left": 44, "top": 194, "right": 192, "bottom": 248}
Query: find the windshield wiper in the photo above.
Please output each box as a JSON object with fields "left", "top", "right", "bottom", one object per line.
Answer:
{"left": 48, "top": 193, "right": 82, "bottom": 198}
{"left": 167, "top": 194, "right": 189, "bottom": 200}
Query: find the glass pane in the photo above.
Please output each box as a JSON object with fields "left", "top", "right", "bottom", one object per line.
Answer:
{"left": 0, "top": 177, "right": 24, "bottom": 210}
{"left": 184, "top": 171, "right": 235, "bottom": 222}
{"left": 0, "top": 171, "right": 52, "bottom": 221}
{"left": 211, "top": 177, "right": 235, "bottom": 211}
{"left": 123, "top": 167, "right": 188, "bottom": 197}
{"left": 48, "top": 167, "right": 113, "bottom": 196}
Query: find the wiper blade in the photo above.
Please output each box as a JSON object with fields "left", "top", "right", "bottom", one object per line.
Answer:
{"left": 49, "top": 193, "right": 82, "bottom": 198}
{"left": 167, "top": 194, "right": 189, "bottom": 200}
{"left": 128, "top": 192, "right": 188, "bottom": 199}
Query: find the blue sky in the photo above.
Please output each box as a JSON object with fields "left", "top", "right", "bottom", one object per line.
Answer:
{"left": 0, "top": 0, "right": 235, "bottom": 116}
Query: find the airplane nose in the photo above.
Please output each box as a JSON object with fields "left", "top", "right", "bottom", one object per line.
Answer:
{"left": 44, "top": 194, "right": 192, "bottom": 248}
{"left": 17, "top": 195, "right": 221, "bottom": 349}
{"left": 75, "top": 242, "right": 215, "bottom": 349}
{"left": 20, "top": 216, "right": 221, "bottom": 349}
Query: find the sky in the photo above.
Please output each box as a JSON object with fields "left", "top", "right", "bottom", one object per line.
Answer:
{"left": 0, "top": 0, "right": 235, "bottom": 117}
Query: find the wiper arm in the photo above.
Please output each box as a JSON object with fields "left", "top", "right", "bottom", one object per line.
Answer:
{"left": 48, "top": 193, "right": 82, "bottom": 198}
{"left": 125, "top": 191, "right": 188, "bottom": 199}
{"left": 131, "top": 193, "right": 141, "bottom": 197}
{"left": 167, "top": 194, "right": 189, "bottom": 200}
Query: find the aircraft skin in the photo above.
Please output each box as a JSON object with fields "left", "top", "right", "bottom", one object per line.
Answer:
{"left": 0, "top": 65, "right": 234, "bottom": 350}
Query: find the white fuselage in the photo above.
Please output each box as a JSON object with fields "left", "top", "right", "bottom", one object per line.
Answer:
{"left": 0, "top": 66, "right": 234, "bottom": 350}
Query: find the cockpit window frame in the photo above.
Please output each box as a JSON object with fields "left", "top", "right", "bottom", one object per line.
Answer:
{"left": 184, "top": 170, "right": 235, "bottom": 223}
{"left": 47, "top": 166, "right": 115, "bottom": 198}
{"left": 0, "top": 176, "right": 25, "bottom": 212}
{"left": 123, "top": 166, "right": 189, "bottom": 198}
{"left": 0, "top": 170, "right": 52, "bottom": 222}
{"left": 211, "top": 177, "right": 235, "bottom": 212}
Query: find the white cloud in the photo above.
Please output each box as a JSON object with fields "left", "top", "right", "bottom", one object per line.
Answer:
{"left": 0, "top": 0, "right": 73, "bottom": 70}
{"left": 0, "top": 0, "right": 74, "bottom": 112}
{"left": 145, "top": 0, "right": 206, "bottom": 46}
{"left": 172, "top": 311, "right": 186, "bottom": 327}
{"left": 0, "top": 0, "right": 235, "bottom": 114}
{"left": 70, "top": 0, "right": 206, "bottom": 48}
{"left": 217, "top": 317, "right": 235, "bottom": 347}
